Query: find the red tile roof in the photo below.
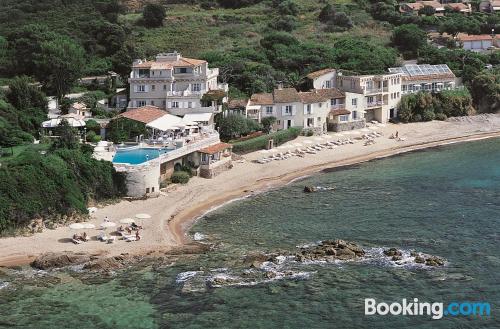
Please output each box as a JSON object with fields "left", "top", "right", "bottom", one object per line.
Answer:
{"left": 132, "top": 57, "right": 207, "bottom": 69}
{"left": 249, "top": 93, "right": 274, "bottom": 105}
{"left": 273, "top": 88, "right": 301, "bottom": 103}
{"left": 457, "top": 33, "right": 496, "bottom": 42}
{"left": 228, "top": 99, "right": 248, "bottom": 109}
{"left": 199, "top": 142, "right": 233, "bottom": 155}
{"left": 117, "top": 106, "right": 167, "bottom": 124}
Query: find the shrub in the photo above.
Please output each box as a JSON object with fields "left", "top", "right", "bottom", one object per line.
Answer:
{"left": 171, "top": 171, "right": 190, "bottom": 184}
{"left": 142, "top": 3, "right": 166, "bottom": 28}
{"left": 435, "top": 113, "right": 447, "bottom": 121}
{"left": 422, "top": 109, "right": 435, "bottom": 121}
{"left": 232, "top": 127, "right": 301, "bottom": 153}
{"left": 412, "top": 114, "right": 422, "bottom": 122}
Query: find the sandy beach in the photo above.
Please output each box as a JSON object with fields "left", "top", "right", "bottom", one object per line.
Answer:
{"left": 2, "top": 114, "right": 500, "bottom": 267}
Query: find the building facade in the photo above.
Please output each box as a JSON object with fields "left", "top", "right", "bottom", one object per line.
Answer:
{"left": 128, "top": 52, "right": 228, "bottom": 115}
{"left": 388, "top": 64, "right": 458, "bottom": 95}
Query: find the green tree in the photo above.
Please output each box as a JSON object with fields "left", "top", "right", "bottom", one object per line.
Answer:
{"left": 470, "top": 70, "right": 500, "bottom": 113}
{"left": 218, "top": 114, "right": 262, "bottom": 140}
{"left": 278, "top": 0, "right": 299, "bottom": 16}
{"left": 261, "top": 116, "right": 277, "bottom": 133}
{"left": 319, "top": 4, "right": 336, "bottom": 23}
{"left": 392, "top": 24, "right": 427, "bottom": 57}
{"left": 52, "top": 119, "right": 80, "bottom": 150}
{"left": 34, "top": 36, "right": 85, "bottom": 102}
{"left": 142, "top": 3, "right": 166, "bottom": 28}
{"left": 418, "top": 5, "right": 436, "bottom": 16}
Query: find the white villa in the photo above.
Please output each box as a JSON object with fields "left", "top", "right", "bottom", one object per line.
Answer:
{"left": 128, "top": 52, "right": 228, "bottom": 116}
{"left": 105, "top": 106, "right": 232, "bottom": 197}
{"left": 242, "top": 64, "right": 459, "bottom": 130}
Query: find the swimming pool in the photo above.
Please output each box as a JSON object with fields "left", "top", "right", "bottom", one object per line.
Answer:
{"left": 112, "top": 148, "right": 172, "bottom": 164}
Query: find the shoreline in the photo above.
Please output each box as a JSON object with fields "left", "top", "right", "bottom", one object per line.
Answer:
{"left": 168, "top": 130, "right": 500, "bottom": 245}
{"left": 3, "top": 117, "right": 500, "bottom": 268}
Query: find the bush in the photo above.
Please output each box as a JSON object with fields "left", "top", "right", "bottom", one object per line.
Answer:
{"left": 142, "top": 3, "right": 166, "bottom": 28}
{"left": 86, "top": 130, "right": 101, "bottom": 143}
{"left": 231, "top": 127, "right": 301, "bottom": 153}
{"left": 435, "top": 113, "right": 447, "bottom": 121}
{"left": 422, "top": 109, "right": 435, "bottom": 121}
{"left": 171, "top": 171, "right": 190, "bottom": 184}
{"left": 412, "top": 114, "right": 422, "bottom": 122}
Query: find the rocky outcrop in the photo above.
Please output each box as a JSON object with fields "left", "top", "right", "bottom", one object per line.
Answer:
{"left": 303, "top": 186, "right": 316, "bottom": 193}
{"left": 383, "top": 248, "right": 445, "bottom": 267}
{"left": 295, "top": 239, "right": 365, "bottom": 262}
{"left": 31, "top": 252, "right": 91, "bottom": 270}
{"left": 83, "top": 256, "right": 128, "bottom": 272}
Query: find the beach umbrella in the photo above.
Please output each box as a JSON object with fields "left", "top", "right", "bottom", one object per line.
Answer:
{"left": 293, "top": 143, "right": 303, "bottom": 147}
{"left": 81, "top": 223, "right": 96, "bottom": 229}
{"left": 303, "top": 140, "right": 313, "bottom": 144}
{"left": 135, "top": 213, "right": 152, "bottom": 220}
{"left": 100, "top": 222, "right": 116, "bottom": 229}
{"left": 69, "top": 223, "right": 85, "bottom": 230}
{"left": 334, "top": 133, "right": 344, "bottom": 137}
{"left": 87, "top": 207, "right": 98, "bottom": 214}
{"left": 314, "top": 137, "right": 324, "bottom": 142}
{"left": 360, "top": 128, "right": 371, "bottom": 133}
{"left": 120, "top": 218, "right": 135, "bottom": 224}
{"left": 258, "top": 149, "right": 269, "bottom": 154}
{"left": 368, "top": 126, "right": 379, "bottom": 130}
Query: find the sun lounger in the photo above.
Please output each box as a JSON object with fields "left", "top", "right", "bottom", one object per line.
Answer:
{"left": 107, "top": 236, "right": 116, "bottom": 244}
{"left": 72, "top": 238, "right": 82, "bottom": 244}
{"left": 98, "top": 232, "right": 108, "bottom": 241}
{"left": 125, "top": 235, "right": 138, "bottom": 242}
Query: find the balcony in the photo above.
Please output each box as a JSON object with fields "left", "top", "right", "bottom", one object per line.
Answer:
{"left": 365, "top": 101, "right": 386, "bottom": 108}
{"left": 167, "top": 105, "right": 221, "bottom": 116}
{"left": 167, "top": 90, "right": 203, "bottom": 97}
{"left": 331, "top": 104, "right": 345, "bottom": 110}
{"left": 364, "top": 87, "right": 388, "bottom": 94}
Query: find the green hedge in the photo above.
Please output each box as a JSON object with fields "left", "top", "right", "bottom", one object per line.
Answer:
{"left": 231, "top": 127, "right": 302, "bottom": 154}
{"left": 171, "top": 171, "right": 190, "bottom": 184}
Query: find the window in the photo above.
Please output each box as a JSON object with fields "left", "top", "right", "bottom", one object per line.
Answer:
{"left": 277, "top": 120, "right": 281, "bottom": 125}
{"left": 163, "top": 85, "right": 167, "bottom": 90}
{"left": 137, "top": 100, "right": 146, "bottom": 107}
{"left": 352, "top": 111, "right": 358, "bottom": 120}
{"left": 266, "top": 106, "right": 273, "bottom": 114}
{"left": 175, "top": 67, "right": 188, "bottom": 74}
{"left": 352, "top": 98, "right": 357, "bottom": 106}
{"left": 162, "top": 100, "right": 166, "bottom": 106}
{"left": 317, "top": 117, "right": 321, "bottom": 122}
{"left": 138, "top": 85, "right": 146, "bottom": 92}
{"left": 339, "top": 115, "right": 349, "bottom": 122}
{"left": 325, "top": 80, "right": 331, "bottom": 88}
{"left": 319, "top": 103, "right": 323, "bottom": 108}
{"left": 331, "top": 98, "right": 336, "bottom": 106}
{"left": 151, "top": 100, "right": 155, "bottom": 106}
{"left": 306, "top": 104, "right": 312, "bottom": 114}
{"left": 172, "top": 102, "right": 179, "bottom": 108}
{"left": 192, "top": 83, "right": 201, "bottom": 92}
{"left": 285, "top": 105, "right": 293, "bottom": 115}
{"left": 152, "top": 85, "right": 156, "bottom": 91}
{"left": 188, "top": 102, "right": 192, "bottom": 108}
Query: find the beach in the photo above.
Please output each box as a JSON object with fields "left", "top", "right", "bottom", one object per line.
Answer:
{"left": 2, "top": 114, "right": 500, "bottom": 267}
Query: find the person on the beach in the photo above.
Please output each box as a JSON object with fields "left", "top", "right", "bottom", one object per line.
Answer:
{"left": 82, "top": 232, "right": 87, "bottom": 241}
{"left": 395, "top": 131, "right": 399, "bottom": 138}
{"left": 136, "top": 230, "right": 141, "bottom": 241}
{"left": 104, "top": 216, "right": 109, "bottom": 222}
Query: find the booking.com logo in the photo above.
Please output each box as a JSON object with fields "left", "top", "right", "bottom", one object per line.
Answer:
{"left": 365, "top": 298, "right": 491, "bottom": 320}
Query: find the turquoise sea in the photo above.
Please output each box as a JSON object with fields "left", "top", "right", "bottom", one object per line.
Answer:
{"left": 1, "top": 138, "right": 500, "bottom": 328}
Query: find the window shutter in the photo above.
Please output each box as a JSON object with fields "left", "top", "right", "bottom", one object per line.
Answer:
{"left": 281, "top": 106, "right": 286, "bottom": 116}
{"left": 167, "top": 102, "right": 172, "bottom": 108}
{"left": 292, "top": 105, "right": 296, "bottom": 116}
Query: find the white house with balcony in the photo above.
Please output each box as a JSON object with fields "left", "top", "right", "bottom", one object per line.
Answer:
{"left": 246, "top": 85, "right": 364, "bottom": 133}
{"left": 128, "top": 52, "right": 228, "bottom": 115}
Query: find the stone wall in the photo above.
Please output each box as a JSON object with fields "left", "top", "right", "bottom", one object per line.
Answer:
{"left": 200, "top": 160, "right": 232, "bottom": 179}
{"left": 327, "top": 120, "right": 366, "bottom": 132}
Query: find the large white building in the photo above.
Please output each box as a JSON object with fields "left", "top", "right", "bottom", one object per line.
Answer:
{"left": 244, "top": 64, "right": 458, "bottom": 130}
{"left": 128, "top": 52, "right": 228, "bottom": 115}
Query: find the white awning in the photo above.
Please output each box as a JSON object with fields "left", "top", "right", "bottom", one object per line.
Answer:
{"left": 183, "top": 113, "right": 213, "bottom": 123}
{"left": 146, "top": 114, "right": 184, "bottom": 131}
{"left": 246, "top": 105, "right": 261, "bottom": 110}
{"left": 41, "top": 118, "right": 86, "bottom": 128}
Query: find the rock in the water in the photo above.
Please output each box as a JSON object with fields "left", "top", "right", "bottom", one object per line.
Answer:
{"left": 384, "top": 248, "right": 402, "bottom": 257}
{"left": 31, "top": 252, "right": 91, "bottom": 270}
{"left": 425, "top": 256, "right": 445, "bottom": 267}
{"left": 415, "top": 256, "right": 425, "bottom": 264}
{"left": 336, "top": 248, "right": 356, "bottom": 260}
{"left": 83, "top": 257, "right": 125, "bottom": 271}
{"left": 303, "top": 186, "right": 316, "bottom": 193}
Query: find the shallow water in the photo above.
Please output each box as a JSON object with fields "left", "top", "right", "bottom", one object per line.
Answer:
{"left": 1, "top": 139, "right": 500, "bottom": 328}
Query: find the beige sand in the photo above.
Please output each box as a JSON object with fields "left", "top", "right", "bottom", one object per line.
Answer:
{"left": 2, "top": 115, "right": 500, "bottom": 267}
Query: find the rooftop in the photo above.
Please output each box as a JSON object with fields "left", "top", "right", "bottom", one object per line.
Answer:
{"left": 132, "top": 52, "right": 207, "bottom": 70}
{"left": 306, "top": 68, "right": 336, "bottom": 80}
{"left": 273, "top": 88, "right": 301, "bottom": 103}
{"left": 299, "top": 88, "right": 344, "bottom": 103}
{"left": 199, "top": 142, "right": 232, "bottom": 155}
{"left": 388, "top": 64, "right": 455, "bottom": 80}
{"left": 117, "top": 106, "right": 167, "bottom": 124}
